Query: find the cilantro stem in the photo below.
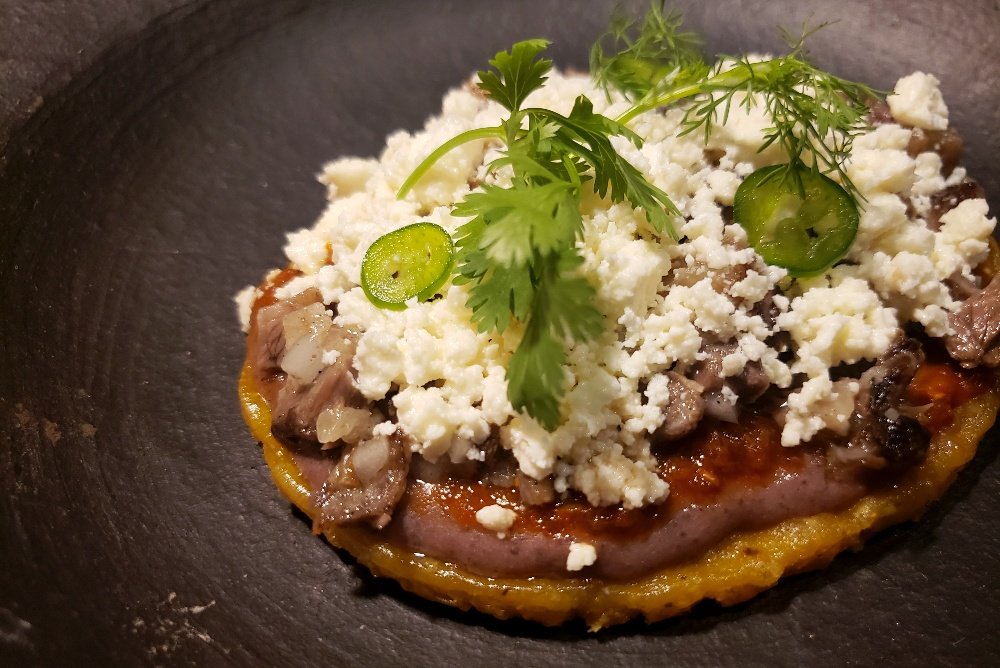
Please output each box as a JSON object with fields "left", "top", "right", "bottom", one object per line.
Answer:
{"left": 616, "top": 82, "right": 700, "bottom": 124}
{"left": 615, "top": 67, "right": 749, "bottom": 124}
{"left": 396, "top": 126, "right": 504, "bottom": 199}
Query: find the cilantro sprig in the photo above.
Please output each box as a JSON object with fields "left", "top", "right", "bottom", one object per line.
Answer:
{"left": 398, "top": 39, "right": 678, "bottom": 429}
{"left": 386, "top": 5, "right": 881, "bottom": 430}
{"left": 595, "top": 3, "right": 877, "bottom": 199}
{"left": 590, "top": 3, "right": 707, "bottom": 101}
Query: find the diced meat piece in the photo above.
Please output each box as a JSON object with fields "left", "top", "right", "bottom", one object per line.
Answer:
{"left": 272, "top": 333, "right": 361, "bottom": 442}
{"left": 926, "top": 180, "right": 986, "bottom": 230}
{"left": 251, "top": 287, "right": 369, "bottom": 443}
{"left": 945, "top": 274, "right": 1000, "bottom": 368}
{"left": 687, "top": 341, "right": 772, "bottom": 405}
{"left": 711, "top": 264, "right": 750, "bottom": 295}
{"left": 728, "top": 361, "right": 770, "bottom": 402}
{"left": 704, "top": 147, "right": 726, "bottom": 166}
{"left": 907, "top": 127, "right": 963, "bottom": 175}
{"left": 654, "top": 372, "right": 705, "bottom": 441}
{"left": 517, "top": 471, "right": 557, "bottom": 505}
{"left": 252, "top": 288, "right": 324, "bottom": 375}
{"left": 751, "top": 292, "right": 781, "bottom": 330}
{"left": 688, "top": 342, "right": 729, "bottom": 393}
{"left": 701, "top": 390, "right": 738, "bottom": 423}
{"left": 867, "top": 99, "right": 894, "bottom": 126}
{"left": 409, "top": 452, "right": 481, "bottom": 483}
{"left": 410, "top": 431, "right": 511, "bottom": 485}
{"left": 313, "top": 431, "right": 410, "bottom": 530}
{"left": 669, "top": 260, "right": 748, "bottom": 296}
{"left": 946, "top": 272, "right": 981, "bottom": 301}
{"left": 831, "top": 337, "right": 929, "bottom": 470}
{"left": 485, "top": 452, "right": 518, "bottom": 489}
{"left": 752, "top": 291, "right": 793, "bottom": 355}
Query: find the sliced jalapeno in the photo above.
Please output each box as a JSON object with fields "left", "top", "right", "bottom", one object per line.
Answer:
{"left": 733, "top": 165, "right": 859, "bottom": 277}
{"left": 361, "top": 222, "right": 455, "bottom": 310}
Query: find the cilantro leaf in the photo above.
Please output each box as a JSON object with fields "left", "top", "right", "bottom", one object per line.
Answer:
{"left": 532, "top": 97, "right": 680, "bottom": 237}
{"left": 544, "top": 252, "right": 604, "bottom": 343}
{"left": 452, "top": 210, "right": 535, "bottom": 333}
{"left": 477, "top": 39, "right": 552, "bottom": 112}
{"left": 505, "top": 253, "right": 604, "bottom": 430}
{"left": 506, "top": 322, "right": 565, "bottom": 430}
{"left": 464, "top": 256, "right": 535, "bottom": 333}
{"left": 457, "top": 181, "right": 580, "bottom": 266}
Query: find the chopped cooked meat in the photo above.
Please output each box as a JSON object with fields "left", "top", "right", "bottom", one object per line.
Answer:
{"left": 411, "top": 430, "right": 503, "bottom": 484}
{"left": 751, "top": 292, "right": 781, "bottom": 330}
{"left": 669, "top": 259, "right": 749, "bottom": 295}
{"left": 729, "top": 361, "right": 770, "bottom": 402}
{"left": 313, "top": 431, "right": 410, "bottom": 530}
{"left": 703, "top": 147, "right": 725, "bottom": 166}
{"left": 945, "top": 274, "right": 1000, "bottom": 368}
{"left": 688, "top": 342, "right": 728, "bottom": 392}
{"left": 927, "top": 180, "right": 986, "bottom": 229}
{"left": 410, "top": 452, "right": 481, "bottom": 483}
{"left": 272, "top": 337, "right": 361, "bottom": 442}
{"left": 946, "top": 272, "right": 981, "bottom": 301}
{"left": 410, "top": 433, "right": 550, "bottom": 503}
{"left": 867, "top": 99, "right": 962, "bottom": 172}
{"left": 907, "top": 127, "right": 963, "bottom": 175}
{"left": 485, "top": 452, "right": 518, "bottom": 489}
{"left": 252, "top": 287, "right": 324, "bottom": 375}
{"left": 517, "top": 471, "right": 557, "bottom": 505}
{"left": 701, "top": 390, "right": 739, "bottom": 423}
{"left": 867, "top": 99, "right": 894, "bottom": 125}
{"left": 831, "top": 337, "right": 929, "bottom": 470}
{"left": 687, "top": 341, "right": 772, "bottom": 404}
{"left": 251, "top": 287, "right": 369, "bottom": 443}
{"left": 654, "top": 372, "right": 705, "bottom": 441}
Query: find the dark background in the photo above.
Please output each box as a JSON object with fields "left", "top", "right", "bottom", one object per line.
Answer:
{"left": 1, "top": 1, "right": 999, "bottom": 665}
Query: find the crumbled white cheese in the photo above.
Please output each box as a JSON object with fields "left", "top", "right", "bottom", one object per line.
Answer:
{"left": 910, "top": 152, "right": 946, "bottom": 197}
{"left": 887, "top": 72, "right": 949, "bottom": 130}
{"left": 282, "top": 228, "right": 327, "bottom": 275}
{"left": 319, "top": 157, "right": 379, "bottom": 200}
{"left": 234, "top": 285, "right": 256, "bottom": 333}
{"left": 846, "top": 144, "right": 915, "bottom": 196}
{"left": 475, "top": 504, "right": 517, "bottom": 539}
{"left": 380, "top": 88, "right": 499, "bottom": 210}
{"left": 782, "top": 376, "right": 860, "bottom": 446}
{"left": 777, "top": 277, "right": 899, "bottom": 376}
{"left": 934, "top": 198, "right": 996, "bottom": 280}
{"left": 704, "top": 91, "right": 786, "bottom": 165}
{"left": 566, "top": 541, "right": 597, "bottom": 572}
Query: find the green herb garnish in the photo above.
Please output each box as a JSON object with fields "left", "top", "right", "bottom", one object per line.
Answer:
{"left": 380, "top": 4, "right": 880, "bottom": 430}
{"left": 733, "top": 165, "right": 859, "bottom": 276}
{"left": 590, "top": 3, "right": 707, "bottom": 101}
{"left": 594, "top": 3, "right": 876, "bottom": 200}
{"left": 397, "top": 39, "right": 677, "bottom": 429}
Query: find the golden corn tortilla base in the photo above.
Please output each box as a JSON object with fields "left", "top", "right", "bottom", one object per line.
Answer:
{"left": 240, "top": 364, "right": 1000, "bottom": 630}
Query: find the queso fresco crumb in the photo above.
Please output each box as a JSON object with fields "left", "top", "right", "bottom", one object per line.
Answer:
{"left": 236, "top": 69, "right": 995, "bottom": 511}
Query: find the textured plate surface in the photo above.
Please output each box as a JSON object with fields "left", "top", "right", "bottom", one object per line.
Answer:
{"left": 2, "top": 0, "right": 999, "bottom": 665}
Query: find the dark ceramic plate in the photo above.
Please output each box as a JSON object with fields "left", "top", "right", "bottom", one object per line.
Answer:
{"left": 2, "top": 1, "right": 999, "bottom": 665}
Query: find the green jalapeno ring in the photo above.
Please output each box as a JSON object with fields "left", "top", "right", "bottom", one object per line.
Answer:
{"left": 733, "top": 165, "right": 860, "bottom": 277}
{"left": 361, "top": 222, "right": 455, "bottom": 310}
